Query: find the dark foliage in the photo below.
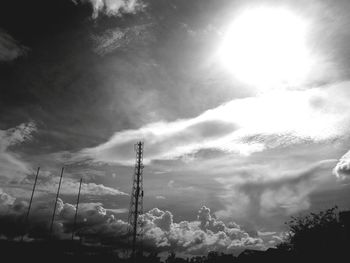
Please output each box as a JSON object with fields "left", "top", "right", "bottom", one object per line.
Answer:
{"left": 279, "top": 206, "right": 350, "bottom": 262}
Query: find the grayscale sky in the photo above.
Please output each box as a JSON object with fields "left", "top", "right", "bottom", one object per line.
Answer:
{"left": 1, "top": 0, "right": 350, "bottom": 255}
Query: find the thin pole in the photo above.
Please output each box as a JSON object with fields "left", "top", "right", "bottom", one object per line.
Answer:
{"left": 21, "top": 167, "right": 40, "bottom": 242}
{"left": 49, "top": 167, "right": 64, "bottom": 238}
{"left": 71, "top": 178, "right": 83, "bottom": 241}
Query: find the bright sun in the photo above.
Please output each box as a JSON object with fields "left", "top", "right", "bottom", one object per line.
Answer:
{"left": 219, "top": 7, "right": 312, "bottom": 88}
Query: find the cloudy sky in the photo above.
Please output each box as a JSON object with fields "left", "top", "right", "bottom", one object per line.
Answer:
{"left": 1, "top": 0, "right": 350, "bottom": 255}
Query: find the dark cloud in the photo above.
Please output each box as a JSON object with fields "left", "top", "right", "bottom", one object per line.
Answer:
{"left": 214, "top": 159, "right": 337, "bottom": 230}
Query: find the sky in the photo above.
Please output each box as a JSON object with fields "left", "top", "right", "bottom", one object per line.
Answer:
{"left": 1, "top": 0, "right": 350, "bottom": 256}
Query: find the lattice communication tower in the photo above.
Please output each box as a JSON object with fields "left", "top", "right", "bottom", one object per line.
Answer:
{"left": 127, "top": 141, "right": 144, "bottom": 258}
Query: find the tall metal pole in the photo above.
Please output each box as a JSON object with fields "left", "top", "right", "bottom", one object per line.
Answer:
{"left": 132, "top": 143, "right": 142, "bottom": 256}
{"left": 21, "top": 167, "right": 40, "bottom": 242}
{"left": 71, "top": 178, "right": 83, "bottom": 241}
{"left": 49, "top": 167, "right": 64, "bottom": 238}
{"left": 127, "top": 141, "right": 144, "bottom": 259}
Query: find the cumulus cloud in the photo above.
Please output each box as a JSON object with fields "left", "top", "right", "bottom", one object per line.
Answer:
{"left": 0, "top": 190, "right": 128, "bottom": 240}
{"left": 73, "top": 82, "right": 350, "bottom": 165}
{"left": 0, "top": 192, "right": 266, "bottom": 254}
{"left": 0, "top": 122, "right": 36, "bottom": 181}
{"left": 0, "top": 29, "right": 28, "bottom": 62}
{"left": 140, "top": 206, "right": 264, "bottom": 255}
{"left": 333, "top": 150, "right": 350, "bottom": 180}
{"left": 73, "top": 0, "right": 145, "bottom": 18}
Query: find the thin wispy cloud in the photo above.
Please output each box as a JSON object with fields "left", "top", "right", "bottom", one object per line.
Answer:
{"left": 31, "top": 176, "right": 128, "bottom": 196}
{"left": 0, "top": 123, "right": 127, "bottom": 202}
{"left": 0, "top": 122, "right": 36, "bottom": 181}
{"left": 91, "top": 23, "right": 154, "bottom": 56}
{"left": 74, "top": 82, "right": 350, "bottom": 166}
{"left": 0, "top": 29, "right": 28, "bottom": 62}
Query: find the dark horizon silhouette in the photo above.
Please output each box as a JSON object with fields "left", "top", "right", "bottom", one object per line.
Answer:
{"left": 0, "top": 206, "right": 349, "bottom": 262}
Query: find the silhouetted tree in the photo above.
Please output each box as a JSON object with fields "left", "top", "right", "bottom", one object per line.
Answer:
{"left": 282, "top": 206, "right": 348, "bottom": 261}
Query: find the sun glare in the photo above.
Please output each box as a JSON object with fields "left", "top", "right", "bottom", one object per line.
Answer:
{"left": 219, "top": 7, "right": 312, "bottom": 88}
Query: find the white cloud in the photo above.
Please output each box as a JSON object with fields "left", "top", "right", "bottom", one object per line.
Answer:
{"left": 106, "top": 208, "right": 128, "bottom": 214}
{"left": 140, "top": 206, "right": 264, "bottom": 255}
{"left": 333, "top": 150, "right": 350, "bottom": 180}
{"left": 61, "top": 178, "right": 128, "bottom": 196}
{"left": 73, "top": 82, "right": 350, "bottom": 166}
{"left": 73, "top": 0, "right": 145, "bottom": 18}
{"left": 21, "top": 171, "right": 128, "bottom": 196}
{"left": 0, "top": 191, "right": 270, "bottom": 254}
{"left": 167, "top": 180, "right": 194, "bottom": 192}
{"left": 0, "top": 191, "right": 129, "bottom": 240}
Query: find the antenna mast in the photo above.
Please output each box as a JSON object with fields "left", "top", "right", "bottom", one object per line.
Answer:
{"left": 128, "top": 141, "right": 144, "bottom": 259}
{"left": 72, "top": 178, "right": 83, "bottom": 241}
{"left": 49, "top": 167, "right": 64, "bottom": 238}
{"left": 21, "top": 167, "right": 40, "bottom": 242}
